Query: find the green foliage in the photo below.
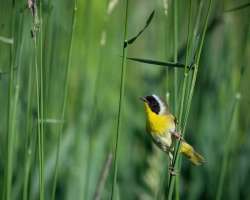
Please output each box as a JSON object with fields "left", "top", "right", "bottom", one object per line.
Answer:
{"left": 0, "top": 0, "right": 250, "bottom": 199}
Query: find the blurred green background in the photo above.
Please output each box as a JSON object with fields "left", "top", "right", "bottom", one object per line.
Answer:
{"left": 0, "top": 0, "right": 250, "bottom": 199}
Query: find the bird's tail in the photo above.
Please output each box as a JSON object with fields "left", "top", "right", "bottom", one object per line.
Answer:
{"left": 180, "top": 141, "right": 205, "bottom": 165}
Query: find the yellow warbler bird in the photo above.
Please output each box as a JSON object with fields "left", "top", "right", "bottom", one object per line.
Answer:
{"left": 140, "top": 94, "right": 205, "bottom": 175}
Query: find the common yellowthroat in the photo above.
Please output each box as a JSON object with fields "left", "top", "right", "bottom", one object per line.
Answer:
{"left": 140, "top": 94, "right": 205, "bottom": 175}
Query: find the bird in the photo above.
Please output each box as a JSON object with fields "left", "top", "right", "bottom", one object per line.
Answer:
{"left": 140, "top": 94, "right": 205, "bottom": 175}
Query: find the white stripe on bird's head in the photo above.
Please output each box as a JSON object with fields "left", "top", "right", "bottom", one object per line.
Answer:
{"left": 152, "top": 94, "right": 167, "bottom": 115}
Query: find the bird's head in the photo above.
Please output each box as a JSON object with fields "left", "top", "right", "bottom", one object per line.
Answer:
{"left": 140, "top": 94, "right": 169, "bottom": 115}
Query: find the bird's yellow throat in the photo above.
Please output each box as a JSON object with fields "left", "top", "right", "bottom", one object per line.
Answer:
{"left": 144, "top": 103, "right": 175, "bottom": 135}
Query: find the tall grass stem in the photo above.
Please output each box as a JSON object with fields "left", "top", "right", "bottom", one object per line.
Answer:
{"left": 51, "top": 1, "right": 78, "bottom": 199}
{"left": 173, "top": 0, "right": 178, "bottom": 114}
{"left": 216, "top": 96, "right": 240, "bottom": 200}
{"left": 175, "top": 1, "right": 193, "bottom": 199}
{"left": 34, "top": 36, "right": 44, "bottom": 200}
{"left": 84, "top": 2, "right": 110, "bottom": 199}
{"left": 5, "top": 3, "right": 16, "bottom": 200}
{"left": 23, "top": 62, "right": 34, "bottom": 200}
{"left": 110, "top": 0, "right": 129, "bottom": 199}
{"left": 167, "top": 1, "right": 212, "bottom": 199}
{"left": 38, "top": 1, "right": 45, "bottom": 199}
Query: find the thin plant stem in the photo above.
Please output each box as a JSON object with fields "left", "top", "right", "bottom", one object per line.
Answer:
{"left": 166, "top": 0, "right": 179, "bottom": 197}
{"left": 224, "top": 2, "right": 250, "bottom": 12}
{"left": 9, "top": 11, "right": 26, "bottom": 200}
{"left": 38, "top": 2, "right": 45, "bottom": 199}
{"left": 51, "top": 1, "right": 78, "bottom": 199}
{"left": 216, "top": 96, "right": 240, "bottom": 200}
{"left": 84, "top": 1, "right": 110, "bottom": 198}
{"left": 175, "top": 1, "right": 193, "bottom": 199}
{"left": 178, "top": 0, "right": 193, "bottom": 132}
{"left": 164, "top": 11, "right": 170, "bottom": 93}
{"left": 167, "top": 1, "right": 213, "bottom": 199}
{"left": 155, "top": 160, "right": 168, "bottom": 200}
{"left": 84, "top": 16, "right": 108, "bottom": 200}
{"left": 180, "top": 0, "right": 204, "bottom": 123}
{"left": 6, "top": 29, "right": 14, "bottom": 200}
{"left": 5, "top": 2, "right": 16, "bottom": 200}
{"left": 183, "top": 0, "right": 205, "bottom": 132}
{"left": 84, "top": 48, "right": 104, "bottom": 200}
{"left": 94, "top": 153, "right": 113, "bottom": 200}
{"left": 23, "top": 63, "right": 34, "bottom": 200}
{"left": 30, "top": 1, "right": 45, "bottom": 199}
{"left": 173, "top": 0, "right": 178, "bottom": 114}
{"left": 110, "top": 0, "right": 129, "bottom": 199}
{"left": 156, "top": 6, "right": 172, "bottom": 199}
{"left": 216, "top": 64, "right": 244, "bottom": 200}
{"left": 34, "top": 36, "right": 44, "bottom": 200}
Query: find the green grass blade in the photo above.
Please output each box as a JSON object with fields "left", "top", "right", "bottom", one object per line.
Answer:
{"left": 224, "top": 2, "right": 250, "bottom": 13}
{"left": 177, "top": 0, "right": 193, "bottom": 140}
{"left": 167, "top": 0, "right": 213, "bottom": 199}
{"left": 34, "top": 37, "right": 44, "bottom": 200}
{"left": 124, "top": 10, "right": 155, "bottom": 48}
{"left": 175, "top": 1, "right": 193, "bottom": 199}
{"left": 127, "top": 57, "right": 193, "bottom": 69}
{"left": 173, "top": 0, "right": 178, "bottom": 116}
{"left": 94, "top": 153, "right": 113, "bottom": 200}
{"left": 216, "top": 64, "right": 244, "bottom": 200}
{"left": 51, "top": 1, "right": 78, "bottom": 200}
{"left": 0, "top": 36, "right": 13, "bottom": 45}
{"left": 5, "top": 3, "right": 17, "bottom": 200}
{"left": 110, "top": 0, "right": 129, "bottom": 199}
{"left": 39, "top": 1, "right": 45, "bottom": 199}
{"left": 84, "top": 1, "right": 110, "bottom": 198}
{"left": 23, "top": 62, "right": 34, "bottom": 200}
{"left": 29, "top": 1, "right": 45, "bottom": 199}
{"left": 216, "top": 95, "right": 241, "bottom": 200}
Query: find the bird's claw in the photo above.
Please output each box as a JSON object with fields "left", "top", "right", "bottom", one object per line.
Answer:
{"left": 168, "top": 166, "right": 178, "bottom": 176}
{"left": 171, "top": 131, "right": 184, "bottom": 141}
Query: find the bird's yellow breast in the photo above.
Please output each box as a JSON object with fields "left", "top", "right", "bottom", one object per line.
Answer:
{"left": 144, "top": 103, "right": 175, "bottom": 135}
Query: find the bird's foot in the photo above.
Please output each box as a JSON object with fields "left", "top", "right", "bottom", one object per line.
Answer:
{"left": 168, "top": 166, "right": 178, "bottom": 176}
{"left": 171, "top": 131, "right": 184, "bottom": 141}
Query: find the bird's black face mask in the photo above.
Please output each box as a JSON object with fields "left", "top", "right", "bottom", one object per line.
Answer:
{"left": 145, "top": 95, "right": 160, "bottom": 114}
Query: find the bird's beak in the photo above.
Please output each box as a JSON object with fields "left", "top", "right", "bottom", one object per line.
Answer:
{"left": 139, "top": 96, "right": 147, "bottom": 102}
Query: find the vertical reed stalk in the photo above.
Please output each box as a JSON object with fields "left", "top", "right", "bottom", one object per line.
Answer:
{"left": 175, "top": 1, "right": 193, "bottom": 199}
{"left": 182, "top": 0, "right": 205, "bottom": 132}
{"left": 38, "top": 1, "right": 45, "bottom": 199}
{"left": 5, "top": 2, "right": 16, "bottom": 200}
{"left": 164, "top": 10, "right": 170, "bottom": 93}
{"left": 33, "top": 5, "right": 44, "bottom": 197}
{"left": 178, "top": 0, "right": 193, "bottom": 131}
{"left": 6, "top": 32, "right": 14, "bottom": 200}
{"left": 84, "top": 1, "right": 109, "bottom": 199}
{"left": 216, "top": 95, "right": 240, "bottom": 200}
{"left": 12, "top": 11, "right": 25, "bottom": 199}
{"left": 5, "top": 35, "right": 14, "bottom": 200}
{"left": 110, "top": 0, "right": 129, "bottom": 199}
{"left": 51, "top": 1, "right": 78, "bottom": 199}
{"left": 216, "top": 64, "right": 244, "bottom": 200}
{"left": 173, "top": 0, "right": 178, "bottom": 114}
{"left": 23, "top": 62, "right": 34, "bottom": 200}
{"left": 34, "top": 36, "right": 44, "bottom": 200}
{"left": 94, "top": 153, "right": 113, "bottom": 200}
{"left": 167, "top": 1, "right": 212, "bottom": 199}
